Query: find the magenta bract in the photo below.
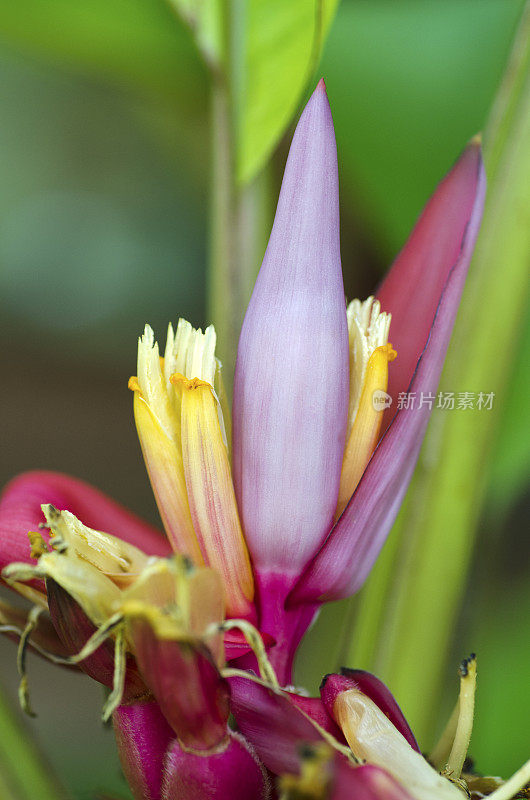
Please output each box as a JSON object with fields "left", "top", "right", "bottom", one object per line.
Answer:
{"left": 162, "top": 732, "right": 270, "bottom": 800}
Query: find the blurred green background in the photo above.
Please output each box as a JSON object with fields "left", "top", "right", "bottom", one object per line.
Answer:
{"left": 0, "top": 1, "right": 528, "bottom": 797}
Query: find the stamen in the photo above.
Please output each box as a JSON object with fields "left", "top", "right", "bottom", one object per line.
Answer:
{"left": 217, "top": 619, "right": 279, "bottom": 688}
{"left": 346, "top": 296, "right": 393, "bottom": 436}
{"left": 56, "top": 613, "right": 125, "bottom": 666}
{"left": 101, "top": 627, "right": 127, "bottom": 722}
{"left": 8, "top": 582, "right": 48, "bottom": 608}
{"left": 430, "top": 702, "right": 460, "bottom": 771}
{"left": 164, "top": 319, "right": 217, "bottom": 388}
{"left": 3, "top": 562, "right": 46, "bottom": 585}
{"left": 28, "top": 531, "right": 48, "bottom": 559}
{"left": 11, "top": 608, "right": 128, "bottom": 723}
{"left": 16, "top": 606, "right": 44, "bottom": 717}
{"left": 336, "top": 297, "right": 396, "bottom": 516}
{"left": 443, "top": 655, "right": 477, "bottom": 780}
{"left": 487, "top": 761, "right": 530, "bottom": 800}
{"left": 0, "top": 622, "right": 70, "bottom": 665}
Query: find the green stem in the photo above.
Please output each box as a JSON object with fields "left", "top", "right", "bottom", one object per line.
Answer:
{"left": 342, "top": 1, "right": 530, "bottom": 745}
{"left": 208, "top": 2, "right": 272, "bottom": 386}
{"left": 0, "top": 684, "right": 66, "bottom": 799}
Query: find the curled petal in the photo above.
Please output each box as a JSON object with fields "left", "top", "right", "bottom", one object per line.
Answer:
{"left": 162, "top": 731, "right": 270, "bottom": 800}
{"left": 4, "top": 549, "right": 123, "bottom": 627}
{"left": 122, "top": 556, "right": 226, "bottom": 668}
{"left": 289, "top": 142, "right": 486, "bottom": 603}
{"left": 0, "top": 471, "right": 169, "bottom": 576}
{"left": 331, "top": 688, "right": 461, "bottom": 800}
{"left": 233, "top": 80, "right": 349, "bottom": 579}
{"left": 320, "top": 672, "right": 418, "bottom": 752}
{"left": 42, "top": 504, "right": 150, "bottom": 588}
{"left": 229, "top": 675, "right": 339, "bottom": 776}
{"left": 113, "top": 700, "right": 175, "bottom": 800}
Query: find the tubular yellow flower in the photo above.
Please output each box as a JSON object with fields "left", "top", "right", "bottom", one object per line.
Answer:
{"left": 175, "top": 374, "right": 254, "bottom": 619}
{"left": 336, "top": 297, "right": 396, "bottom": 517}
{"left": 130, "top": 319, "right": 254, "bottom": 619}
{"left": 129, "top": 325, "right": 202, "bottom": 564}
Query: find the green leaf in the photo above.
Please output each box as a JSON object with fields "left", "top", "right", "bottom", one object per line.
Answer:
{"left": 321, "top": 0, "right": 526, "bottom": 259}
{"left": 465, "top": 581, "right": 530, "bottom": 775}
{"left": 237, "top": 0, "right": 340, "bottom": 184}
{"left": 0, "top": 684, "right": 66, "bottom": 800}
{"left": 167, "top": 0, "right": 222, "bottom": 70}
{"left": 344, "top": 0, "right": 530, "bottom": 745}
{"left": 0, "top": 0, "right": 206, "bottom": 103}
{"left": 486, "top": 302, "right": 530, "bottom": 512}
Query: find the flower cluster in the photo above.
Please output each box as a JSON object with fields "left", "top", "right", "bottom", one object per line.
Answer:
{"left": 2, "top": 81, "right": 527, "bottom": 800}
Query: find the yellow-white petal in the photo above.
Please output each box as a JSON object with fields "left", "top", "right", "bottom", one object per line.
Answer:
{"left": 334, "top": 689, "right": 462, "bottom": 800}
{"left": 42, "top": 505, "right": 149, "bottom": 586}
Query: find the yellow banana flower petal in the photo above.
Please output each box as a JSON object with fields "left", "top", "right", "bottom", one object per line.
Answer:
{"left": 175, "top": 375, "right": 254, "bottom": 619}
{"left": 346, "top": 297, "right": 392, "bottom": 436}
{"left": 121, "top": 556, "right": 225, "bottom": 667}
{"left": 130, "top": 387, "right": 202, "bottom": 564}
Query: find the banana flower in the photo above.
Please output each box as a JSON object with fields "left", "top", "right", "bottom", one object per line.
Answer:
{"left": 0, "top": 80, "right": 493, "bottom": 799}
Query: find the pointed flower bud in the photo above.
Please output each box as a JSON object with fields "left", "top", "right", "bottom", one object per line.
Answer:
{"left": 290, "top": 140, "right": 485, "bottom": 605}
{"left": 233, "top": 80, "right": 349, "bottom": 587}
